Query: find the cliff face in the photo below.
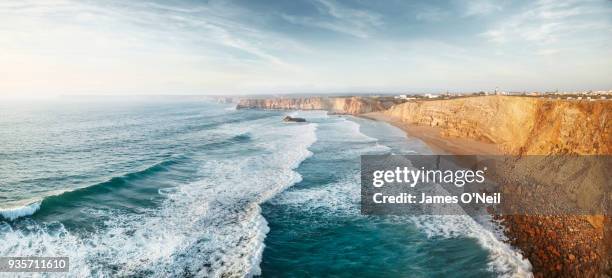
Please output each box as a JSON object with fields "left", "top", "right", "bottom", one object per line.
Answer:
{"left": 382, "top": 96, "right": 610, "bottom": 155}
{"left": 236, "top": 96, "right": 394, "bottom": 115}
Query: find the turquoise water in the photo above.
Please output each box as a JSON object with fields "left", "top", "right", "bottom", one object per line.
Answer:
{"left": 0, "top": 99, "right": 530, "bottom": 277}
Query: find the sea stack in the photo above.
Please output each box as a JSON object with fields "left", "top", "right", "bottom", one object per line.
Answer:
{"left": 283, "top": 116, "right": 306, "bottom": 122}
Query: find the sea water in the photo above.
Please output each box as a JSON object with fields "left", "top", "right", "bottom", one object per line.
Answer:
{"left": 0, "top": 98, "right": 530, "bottom": 277}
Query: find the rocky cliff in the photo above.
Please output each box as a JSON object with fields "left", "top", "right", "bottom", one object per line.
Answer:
{"left": 236, "top": 96, "right": 397, "bottom": 115}
{"left": 382, "top": 96, "right": 610, "bottom": 155}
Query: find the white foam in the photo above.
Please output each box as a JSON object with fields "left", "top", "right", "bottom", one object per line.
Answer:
{"left": 271, "top": 175, "right": 359, "bottom": 215}
{"left": 276, "top": 184, "right": 532, "bottom": 277}
{"left": 289, "top": 110, "right": 329, "bottom": 119}
{"left": 411, "top": 215, "right": 532, "bottom": 277}
{"left": 333, "top": 117, "right": 379, "bottom": 143}
{"left": 157, "top": 187, "right": 178, "bottom": 195}
{"left": 0, "top": 115, "right": 318, "bottom": 277}
{"left": 270, "top": 116, "right": 390, "bottom": 214}
{"left": 0, "top": 202, "right": 41, "bottom": 220}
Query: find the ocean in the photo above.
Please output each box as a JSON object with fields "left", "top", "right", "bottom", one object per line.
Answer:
{"left": 0, "top": 99, "right": 530, "bottom": 277}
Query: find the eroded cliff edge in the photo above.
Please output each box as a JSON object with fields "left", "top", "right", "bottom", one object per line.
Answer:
{"left": 236, "top": 96, "right": 398, "bottom": 115}
{"left": 380, "top": 96, "right": 610, "bottom": 156}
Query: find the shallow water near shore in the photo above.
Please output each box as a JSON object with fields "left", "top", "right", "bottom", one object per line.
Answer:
{"left": 0, "top": 99, "right": 530, "bottom": 277}
{"left": 260, "top": 113, "right": 530, "bottom": 277}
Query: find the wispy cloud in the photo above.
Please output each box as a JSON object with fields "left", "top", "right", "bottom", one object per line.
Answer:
{"left": 282, "top": 0, "right": 382, "bottom": 38}
{"left": 415, "top": 6, "right": 449, "bottom": 22}
{"left": 0, "top": 0, "right": 307, "bottom": 66}
{"left": 463, "top": 0, "right": 503, "bottom": 16}
{"left": 0, "top": 0, "right": 610, "bottom": 95}
{"left": 0, "top": 0, "right": 314, "bottom": 95}
{"left": 481, "top": 0, "right": 612, "bottom": 45}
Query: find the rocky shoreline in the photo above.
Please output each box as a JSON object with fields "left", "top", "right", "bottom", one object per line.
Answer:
{"left": 500, "top": 215, "right": 607, "bottom": 277}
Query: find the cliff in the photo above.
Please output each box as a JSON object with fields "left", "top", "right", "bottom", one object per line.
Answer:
{"left": 381, "top": 96, "right": 610, "bottom": 155}
{"left": 236, "top": 96, "right": 397, "bottom": 115}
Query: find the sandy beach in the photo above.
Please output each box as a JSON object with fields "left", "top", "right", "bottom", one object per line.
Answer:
{"left": 361, "top": 112, "right": 501, "bottom": 156}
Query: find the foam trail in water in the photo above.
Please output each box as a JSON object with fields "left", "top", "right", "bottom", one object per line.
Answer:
{"left": 271, "top": 176, "right": 359, "bottom": 216}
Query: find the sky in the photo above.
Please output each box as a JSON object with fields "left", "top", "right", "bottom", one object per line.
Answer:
{"left": 1, "top": 0, "right": 611, "bottom": 97}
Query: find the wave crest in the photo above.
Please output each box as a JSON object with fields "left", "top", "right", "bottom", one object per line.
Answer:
{"left": 0, "top": 202, "right": 42, "bottom": 220}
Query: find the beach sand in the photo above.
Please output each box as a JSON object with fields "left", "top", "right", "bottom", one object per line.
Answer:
{"left": 361, "top": 112, "right": 501, "bottom": 155}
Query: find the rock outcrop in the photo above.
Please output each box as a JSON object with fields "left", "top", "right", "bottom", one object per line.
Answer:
{"left": 283, "top": 116, "right": 306, "bottom": 122}
{"left": 237, "top": 96, "right": 398, "bottom": 115}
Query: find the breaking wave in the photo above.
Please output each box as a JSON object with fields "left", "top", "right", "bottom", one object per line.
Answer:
{"left": 0, "top": 112, "right": 318, "bottom": 277}
{"left": 0, "top": 202, "right": 42, "bottom": 221}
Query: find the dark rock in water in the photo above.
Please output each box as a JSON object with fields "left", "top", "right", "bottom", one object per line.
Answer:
{"left": 283, "top": 116, "right": 306, "bottom": 122}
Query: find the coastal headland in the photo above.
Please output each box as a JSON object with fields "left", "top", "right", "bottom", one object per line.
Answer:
{"left": 237, "top": 95, "right": 611, "bottom": 277}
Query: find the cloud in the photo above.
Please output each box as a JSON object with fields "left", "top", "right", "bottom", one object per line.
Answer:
{"left": 463, "top": 0, "right": 503, "bottom": 16}
{"left": 282, "top": 0, "right": 382, "bottom": 38}
{"left": 0, "top": 0, "right": 308, "bottom": 66}
{"left": 415, "top": 7, "right": 449, "bottom": 22}
{"left": 536, "top": 48, "right": 561, "bottom": 56}
{"left": 481, "top": 0, "right": 612, "bottom": 45}
{"left": 0, "top": 0, "right": 315, "bottom": 95}
{"left": 0, "top": 0, "right": 610, "bottom": 95}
